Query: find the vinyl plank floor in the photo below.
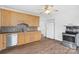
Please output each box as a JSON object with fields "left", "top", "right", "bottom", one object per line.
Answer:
{"left": 0, "top": 37, "right": 77, "bottom": 54}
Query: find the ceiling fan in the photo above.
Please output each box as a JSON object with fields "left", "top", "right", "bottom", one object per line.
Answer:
{"left": 39, "top": 5, "right": 58, "bottom": 15}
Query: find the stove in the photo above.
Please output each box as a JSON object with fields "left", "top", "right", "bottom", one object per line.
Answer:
{"left": 62, "top": 26, "right": 79, "bottom": 49}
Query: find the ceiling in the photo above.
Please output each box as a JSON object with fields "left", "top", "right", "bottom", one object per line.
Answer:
{"left": 1, "top": 5, "right": 58, "bottom": 17}
{"left": 1, "top": 5, "right": 44, "bottom": 15}
{"left": 1, "top": 5, "right": 79, "bottom": 14}
{"left": 1, "top": 5, "right": 79, "bottom": 19}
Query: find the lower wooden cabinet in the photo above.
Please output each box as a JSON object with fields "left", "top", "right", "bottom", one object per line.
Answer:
{"left": 24, "top": 32, "right": 30, "bottom": 44}
{"left": 0, "top": 32, "right": 41, "bottom": 50}
{"left": 18, "top": 31, "right": 41, "bottom": 45}
{"left": 0, "top": 34, "right": 3, "bottom": 50}
{"left": 26, "top": 32, "right": 41, "bottom": 43}
{"left": 2, "top": 34, "right": 7, "bottom": 49}
{"left": 0, "top": 34, "right": 7, "bottom": 50}
{"left": 18, "top": 33, "right": 25, "bottom": 45}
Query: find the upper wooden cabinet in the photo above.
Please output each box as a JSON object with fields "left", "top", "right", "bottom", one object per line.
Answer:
{"left": 12, "top": 12, "right": 39, "bottom": 26}
{"left": 0, "top": 9, "right": 1, "bottom": 26}
{"left": 1, "top": 9, "right": 12, "bottom": 26}
{"left": 0, "top": 9, "right": 39, "bottom": 26}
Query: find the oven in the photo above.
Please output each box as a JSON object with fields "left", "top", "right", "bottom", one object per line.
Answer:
{"left": 63, "top": 33, "right": 76, "bottom": 43}
{"left": 62, "top": 33, "right": 77, "bottom": 49}
{"left": 62, "top": 26, "right": 79, "bottom": 49}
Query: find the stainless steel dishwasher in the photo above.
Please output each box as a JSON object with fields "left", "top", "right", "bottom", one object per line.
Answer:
{"left": 6, "top": 33, "right": 18, "bottom": 47}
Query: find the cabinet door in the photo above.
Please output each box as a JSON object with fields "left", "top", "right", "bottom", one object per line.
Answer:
{"left": 11, "top": 12, "right": 25, "bottom": 26}
{"left": 2, "top": 34, "right": 7, "bottom": 49}
{"left": 24, "top": 32, "right": 30, "bottom": 44}
{"left": 18, "top": 33, "right": 25, "bottom": 45}
{"left": 14, "top": 12, "right": 39, "bottom": 26}
{"left": 0, "top": 34, "right": 3, "bottom": 50}
{"left": 25, "top": 32, "right": 41, "bottom": 43}
{"left": 0, "top": 34, "right": 6, "bottom": 50}
{"left": 1, "top": 9, "right": 39, "bottom": 26}
{"left": 1, "top": 9, "right": 12, "bottom": 26}
{"left": 33, "top": 16, "right": 39, "bottom": 26}
{"left": 11, "top": 12, "right": 30, "bottom": 25}
{"left": 33, "top": 32, "right": 41, "bottom": 41}
{"left": 12, "top": 12, "right": 24, "bottom": 25}
{"left": 23, "top": 15, "right": 39, "bottom": 26}
{"left": 0, "top": 9, "right": 1, "bottom": 26}
{"left": 11, "top": 12, "right": 18, "bottom": 26}
{"left": 18, "top": 32, "right": 41, "bottom": 45}
{"left": 29, "top": 32, "right": 41, "bottom": 42}
{"left": 28, "top": 16, "right": 39, "bottom": 26}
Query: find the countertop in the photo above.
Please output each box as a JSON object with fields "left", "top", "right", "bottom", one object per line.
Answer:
{"left": 0, "top": 30, "right": 40, "bottom": 34}
{"left": 0, "top": 26, "right": 39, "bottom": 34}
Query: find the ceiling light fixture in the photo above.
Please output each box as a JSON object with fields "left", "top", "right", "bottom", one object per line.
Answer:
{"left": 44, "top": 9, "right": 51, "bottom": 14}
{"left": 43, "top": 5, "right": 53, "bottom": 14}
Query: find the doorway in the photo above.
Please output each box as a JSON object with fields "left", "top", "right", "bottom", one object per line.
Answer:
{"left": 45, "top": 22, "right": 55, "bottom": 39}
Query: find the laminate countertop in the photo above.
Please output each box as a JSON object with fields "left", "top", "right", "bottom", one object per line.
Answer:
{"left": 0, "top": 30, "right": 40, "bottom": 34}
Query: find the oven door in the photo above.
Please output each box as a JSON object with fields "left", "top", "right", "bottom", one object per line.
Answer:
{"left": 62, "top": 33, "right": 76, "bottom": 43}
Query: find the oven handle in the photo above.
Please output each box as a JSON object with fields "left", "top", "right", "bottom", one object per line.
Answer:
{"left": 63, "top": 33, "right": 76, "bottom": 37}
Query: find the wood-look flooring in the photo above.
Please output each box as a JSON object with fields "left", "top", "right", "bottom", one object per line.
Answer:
{"left": 0, "top": 37, "right": 78, "bottom": 54}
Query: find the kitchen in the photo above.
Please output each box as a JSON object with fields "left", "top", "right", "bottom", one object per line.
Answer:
{"left": 1, "top": 5, "right": 79, "bottom": 54}
{"left": 0, "top": 8, "right": 41, "bottom": 51}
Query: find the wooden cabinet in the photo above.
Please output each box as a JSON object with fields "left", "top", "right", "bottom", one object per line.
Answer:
{"left": 13, "top": 12, "right": 39, "bottom": 26}
{"left": 0, "top": 8, "right": 40, "bottom": 50}
{"left": 2, "top": 34, "right": 7, "bottom": 49}
{"left": 0, "top": 34, "right": 7, "bottom": 50}
{"left": 11, "top": 12, "right": 24, "bottom": 26}
{"left": 11, "top": 12, "right": 18, "bottom": 26}
{"left": 0, "top": 34, "right": 3, "bottom": 50}
{"left": 1, "top": 9, "right": 12, "bottom": 26}
{"left": 26, "top": 32, "right": 41, "bottom": 43}
{"left": 0, "top": 9, "right": 39, "bottom": 26}
{"left": 18, "top": 32, "right": 41, "bottom": 45}
{"left": 26, "top": 16, "right": 39, "bottom": 26}
{"left": 18, "top": 32, "right": 25, "bottom": 45}
{"left": 0, "top": 9, "right": 1, "bottom": 26}
{"left": 23, "top": 14, "right": 39, "bottom": 26}
{"left": 10, "top": 11, "right": 39, "bottom": 26}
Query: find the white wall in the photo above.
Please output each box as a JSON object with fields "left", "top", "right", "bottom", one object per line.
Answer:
{"left": 38, "top": 15, "right": 55, "bottom": 38}
{"left": 38, "top": 16, "right": 47, "bottom": 36}
{"left": 54, "top": 5, "right": 79, "bottom": 41}
{"left": 39, "top": 5, "right": 79, "bottom": 41}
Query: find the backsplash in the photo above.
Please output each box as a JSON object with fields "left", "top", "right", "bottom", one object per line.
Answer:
{"left": 0, "top": 26, "right": 38, "bottom": 33}
{"left": 29, "top": 26, "right": 38, "bottom": 31}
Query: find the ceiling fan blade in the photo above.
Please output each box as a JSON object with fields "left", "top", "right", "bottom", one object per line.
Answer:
{"left": 55, "top": 9, "right": 58, "bottom": 12}
{"left": 38, "top": 11, "right": 44, "bottom": 15}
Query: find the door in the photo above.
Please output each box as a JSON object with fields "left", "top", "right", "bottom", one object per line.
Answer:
{"left": 46, "top": 23, "right": 54, "bottom": 39}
